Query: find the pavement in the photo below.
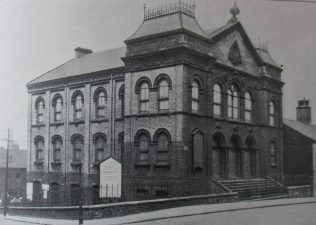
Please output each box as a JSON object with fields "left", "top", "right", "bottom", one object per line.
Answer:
{"left": 0, "top": 197, "right": 316, "bottom": 225}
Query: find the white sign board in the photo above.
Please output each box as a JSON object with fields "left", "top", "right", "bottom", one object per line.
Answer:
{"left": 99, "top": 158, "right": 122, "bottom": 198}
{"left": 26, "top": 182, "right": 33, "bottom": 200}
{"left": 42, "top": 184, "right": 49, "bottom": 199}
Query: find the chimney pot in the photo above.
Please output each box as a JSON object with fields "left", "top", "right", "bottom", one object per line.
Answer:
{"left": 75, "top": 47, "right": 93, "bottom": 59}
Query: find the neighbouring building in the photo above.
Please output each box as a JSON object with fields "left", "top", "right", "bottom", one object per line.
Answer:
{"left": 0, "top": 148, "right": 27, "bottom": 202}
{"left": 26, "top": 2, "right": 284, "bottom": 205}
{"left": 284, "top": 99, "right": 316, "bottom": 192}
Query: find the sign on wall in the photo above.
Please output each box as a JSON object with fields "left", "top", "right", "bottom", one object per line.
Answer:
{"left": 99, "top": 157, "right": 122, "bottom": 198}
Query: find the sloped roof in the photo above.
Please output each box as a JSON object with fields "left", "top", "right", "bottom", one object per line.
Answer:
{"left": 28, "top": 47, "right": 126, "bottom": 85}
{"left": 256, "top": 48, "right": 280, "bottom": 68}
{"left": 127, "top": 12, "right": 207, "bottom": 41}
{"left": 0, "top": 149, "right": 27, "bottom": 169}
{"left": 284, "top": 118, "right": 316, "bottom": 142}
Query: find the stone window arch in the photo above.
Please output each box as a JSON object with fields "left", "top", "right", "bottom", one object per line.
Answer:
{"left": 52, "top": 94, "right": 63, "bottom": 122}
{"left": 35, "top": 96, "right": 45, "bottom": 123}
{"left": 227, "top": 83, "right": 240, "bottom": 119}
{"left": 245, "top": 91, "right": 253, "bottom": 122}
{"left": 71, "top": 134, "right": 84, "bottom": 162}
{"left": 134, "top": 129, "right": 151, "bottom": 162}
{"left": 51, "top": 135, "right": 62, "bottom": 162}
{"left": 153, "top": 128, "right": 171, "bottom": 163}
{"left": 213, "top": 83, "right": 223, "bottom": 117}
{"left": 93, "top": 87, "right": 107, "bottom": 118}
{"left": 71, "top": 91, "right": 84, "bottom": 120}
{"left": 34, "top": 136, "right": 44, "bottom": 162}
{"left": 93, "top": 133, "right": 107, "bottom": 162}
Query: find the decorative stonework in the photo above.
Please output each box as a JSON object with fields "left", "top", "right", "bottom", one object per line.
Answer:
{"left": 228, "top": 41, "right": 242, "bottom": 65}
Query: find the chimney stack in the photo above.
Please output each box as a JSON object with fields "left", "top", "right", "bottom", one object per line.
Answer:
{"left": 74, "top": 47, "right": 93, "bottom": 59}
{"left": 296, "top": 98, "right": 311, "bottom": 125}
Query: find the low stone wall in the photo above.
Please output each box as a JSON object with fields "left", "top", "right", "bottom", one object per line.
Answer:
{"left": 1, "top": 192, "right": 237, "bottom": 220}
{"left": 287, "top": 185, "right": 312, "bottom": 198}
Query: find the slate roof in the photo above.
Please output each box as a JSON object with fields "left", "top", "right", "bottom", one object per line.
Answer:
{"left": 127, "top": 12, "right": 207, "bottom": 41}
{"left": 256, "top": 48, "right": 280, "bottom": 68}
{"left": 283, "top": 118, "right": 316, "bottom": 142}
{"left": 0, "top": 149, "right": 27, "bottom": 169}
{"left": 28, "top": 47, "right": 126, "bottom": 85}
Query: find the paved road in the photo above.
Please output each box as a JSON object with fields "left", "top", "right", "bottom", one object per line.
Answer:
{"left": 130, "top": 202, "right": 316, "bottom": 225}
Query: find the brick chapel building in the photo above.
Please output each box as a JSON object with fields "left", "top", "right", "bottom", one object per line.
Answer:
{"left": 26, "top": 2, "right": 284, "bottom": 205}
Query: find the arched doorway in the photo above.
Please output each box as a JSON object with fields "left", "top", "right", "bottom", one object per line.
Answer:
{"left": 230, "top": 134, "right": 243, "bottom": 178}
{"left": 246, "top": 136, "right": 257, "bottom": 177}
{"left": 213, "top": 132, "right": 227, "bottom": 178}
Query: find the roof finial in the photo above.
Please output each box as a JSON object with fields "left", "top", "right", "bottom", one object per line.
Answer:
{"left": 230, "top": 1, "right": 240, "bottom": 21}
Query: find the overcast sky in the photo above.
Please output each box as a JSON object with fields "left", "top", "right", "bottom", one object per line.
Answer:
{"left": 0, "top": 0, "right": 316, "bottom": 149}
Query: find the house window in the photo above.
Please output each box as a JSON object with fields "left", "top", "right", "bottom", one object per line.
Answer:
{"left": 156, "top": 132, "right": 169, "bottom": 163}
{"left": 36, "top": 98, "right": 45, "bottom": 123}
{"left": 94, "top": 135, "right": 106, "bottom": 162}
{"left": 228, "top": 84, "right": 240, "bottom": 119}
{"left": 139, "top": 82, "right": 149, "bottom": 113}
{"left": 95, "top": 90, "right": 106, "bottom": 118}
{"left": 213, "top": 83, "right": 222, "bottom": 117}
{"left": 52, "top": 137, "right": 62, "bottom": 162}
{"left": 53, "top": 95, "right": 63, "bottom": 121}
{"left": 119, "top": 85, "right": 125, "bottom": 117}
{"left": 192, "top": 130, "right": 204, "bottom": 171}
{"left": 270, "top": 141, "right": 277, "bottom": 166}
{"left": 137, "top": 134, "right": 149, "bottom": 162}
{"left": 158, "top": 80, "right": 169, "bottom": 111}
{"left": 245, "top": 91, "right": 253, "bottom": 122}
{"left": 72, "top": 92, "right": 84, "bottom": 120}
{"left": 72, "top": 136, "right": 83, "bottom": 162}
{"left": 35, "top": 136, "right": 44, "bottom": 162}
{"left": 191, "top": 80, "right": 199, "bottom": 112}
{"left": 269, "top": 101, "right": 275, "bottom": 126}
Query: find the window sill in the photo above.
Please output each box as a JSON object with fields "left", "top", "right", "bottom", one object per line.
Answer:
{"left": 69, "top": 120, "right": 85, "bottom": 125}
{"left": 135, "top": 163, "right": 151, "bottom": 169}
{"left": 50, "top": 122, "right": 64, "bottom": 127}
{"left": 153, "top": 163, "right": 170, "bottom": 168}
{"left": 32, "top": 124, "right": 45, "bottom": 128}
{"left": 91, "top": 118, "right": 109, "bottom": 123}
{"left": 51, "top": 161, "right": 62, "bottom": 169}
{"left": 33, "top": 161, "right": 44, "bottom": 167}
{"left": 115, "top": 117, "right": 125, "bottom": 121}
{"left": 71, "top": 162, "right": 82, "bottom": 168}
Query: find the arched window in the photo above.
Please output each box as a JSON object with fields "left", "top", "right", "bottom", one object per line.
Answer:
{"left": 119, "top": 85, "right": 125, "bottom": 117}
{"left": 35, "top": 97, "right": 45, "bottom": 123}
{"left": 191, "top": 80, "right": 200, "bottom": 112}
{"left": 230, "top": 135, "right": 242, "bottom": 177}
{"left": 270, "top": 141, "right": 277, "bottom": 166}
{"left": 246, "top": 136, "right": 256, "bottom": 177}
{"left": 192, "top": 130, "right": 204, "bottom": 171}
{"left": 154, "top": 129, "right": 171, "bottom": 163}
{"left": 52, "top": 95, "right": 63, "bottom": 122}
{"left": 213, "top": 83, "right": 222, "bottom": 117}
{"left": 213, "top": 132, "right": 226, "bottom": 177}
{"left": 135, "top": 130, "right": 151, "bottom": 162}
{"left": 139, "top": 82, "right": 149, "bottom": 113}
{"left": 72, "top": 92, "right": 84, "bottom": 120}
{"left": 245, "top": 91, "right": 253, "bottom": 122}
{"left": 158, "top": 80, "right": 169, "bottom": 111}
{"left": 228, "top": 83, "right": 240, "bottom": 119}
{"left": 72, "top": 135, "right": 83, "bottom": 162}
{"left": 34, "top": 136, "right": 44, "bottom": 162}
{"left": 51, "top": 182, "right": 60, "bottom": 204}
{"left": 93, "top": 134, "right": 106, "bottom": 162}
{"left": 118, "top": 132, "right": 124, "bottom": 164}
{"left": 269, "top": 100, "right": 275, "bottom": 126}
{"left": 94, "top": 89, "right": 106, "bottom": 118}
{"left": 52, "top": 136, "right": 62, "bottom": 162}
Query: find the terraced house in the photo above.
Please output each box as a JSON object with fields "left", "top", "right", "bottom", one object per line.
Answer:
{"left": 26, "top": 2, "right": 285, "bottom": 205}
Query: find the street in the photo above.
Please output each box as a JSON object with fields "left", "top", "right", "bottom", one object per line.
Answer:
{"left": 0, "top": 198, "right": 316, "bottom": 225}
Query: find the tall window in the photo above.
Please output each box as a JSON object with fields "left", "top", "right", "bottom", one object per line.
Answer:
{"left": 52, "top": 136, "right": 62, "bottom": 162}
{"left": 119, "top": 85, "right": 125, "bottom": 117}
{"left": 270, "top": 141, "right": 277, "bottom": 166}
{"left": 228, "top": 84, "right": 240, "bottom": 119}
{"left": 118, "top": 133, "right": 124, "bottom": 165}
{"left": 230, "top": 135, "right": 242, "bottom": 177}
{"left": 245, "top": 91, "right": 253, "bottom": 122}
{"left": 53, "top": 96, "right": 63, "bottom": 122}
{"left": 94, "top": 134, "right": 106, "bottom": 162}
{"left": 139, "top": 82, "right": 149, "bottom": 113}
{"left": 158, "top": 80, "right": 169, "bottom": 111}
{"left": 246, "top": 136, "right": 256, "bottom": 177}
{"left": 35, "top": 137, "right": 44, "bottom": 162}
{"left": 36, "top": 98, "right": 45, "bottom": 123}
{"left": 213, "top": 133, "right": 226, "bottom": 178}
{"left": 269, "top": 101, "right": 275, "bottom": 126}
{"left": 72, "top": 135, "right": 83, "bottom": 162}
{"left": 192, "top": 130, "right": 204, "bottom": 171}
{"left": 191, "top": 80, "right": 199, "bottom": 112}
{"left": 72, "top": 92, "right": 83, "bottom": 120}
{"left": 136, "top": 131, "right": 150, "bottom": 162}
{"left": 95, "top": 90, "right": 106, "bottom": 118}
{"left": 213, "top": 83, "right": 222, "bottom": 117}
{"left": 156, "top": 131, "right": 169, "bottom": 163}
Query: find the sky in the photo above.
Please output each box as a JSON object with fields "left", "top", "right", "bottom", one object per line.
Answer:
{"left": 0, "top": 0, "right": 316, "bottom": 149}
